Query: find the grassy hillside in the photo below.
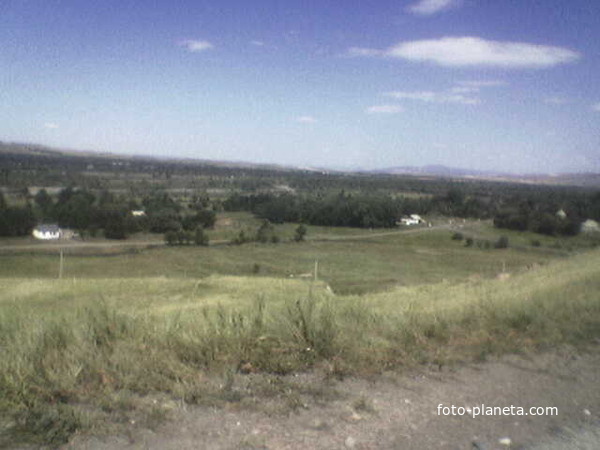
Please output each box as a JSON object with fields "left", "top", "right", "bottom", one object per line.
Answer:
{"left": 1, "top": 248, "right": 599, "bottom": 445}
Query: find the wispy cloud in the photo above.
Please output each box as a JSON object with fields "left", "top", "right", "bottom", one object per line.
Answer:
{"left": 346, "top": 47, "right": 383, "bottom": 57}
{"left": 593, "top": 103, "right": 600, "bottom": 112}
{"left": 180, "top": 39, "right": 214, "bottom": 52}
{"left": 456, "top": 80, "right": 507, "bottom": 88}
{"left": 407, "top": 0, "right": 458, "bottom": 16}
{"left": 250, "top": 40, "right": 265, "bottom": 47}
{"left": 296, "top": 116, "right": 317, "bottom": 123}
{"left": 43, "top": 122, "right": 59, "bottom": 129}
{"left": 349, "top": 37, "right": 580, "bottom": 69}
{"left": 366, "top": 105, "right": 404, "bottom": 114}
{"left": 545, "top": 97, "right": 568, "bottom": 105}
{"left": 385, "top": 90, "right": 479, "bottom": 105}
{"left": 450, "top": 80, "right": 506, "bottom": 94}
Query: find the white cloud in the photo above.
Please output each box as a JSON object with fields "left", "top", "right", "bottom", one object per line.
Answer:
{"left": 593, "top": 103, "right": 600, "bottom": 112}
{"left": 43, "top": 122, "right": 59, "bottom": 129}
{"left": 250, "top": 40, "right": 265, "bottom": 47}
{"left": 450, "top": 80, "right": 506, "bottom": 94}
{"left": 296, "top": 116, "right": 317, "bottom": 123}
{"left": 180, "top": 40, "right": 214, "bottom": 52}
{"left": 450, "top": 86, "right": 478, "bottom": 94}
{"left": 457, "top": 80, "right": 507, "bottom": 88}
{"left": 385, "top": 90, "right": 479, "bottom": 105}
{"left": 350, "top": 37, "right": 580, "bottom": 69}
{"left": 407, "top": 0, "right": 457, "bottom": 16}
{"left": 545, "top": 97, "right": 568, "bottom": 105}
{"left": 346, "top": 47, "right": 383, "bottom": 57}
{"left": 387, "top": 37, "right": 580, "bottom": 68}
{"left": 366, "top": 105, "right": 404, "bottom": 114}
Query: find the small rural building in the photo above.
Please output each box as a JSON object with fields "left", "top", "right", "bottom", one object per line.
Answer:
{"left": 131, "top": 210, "right": 146, "bottom": 217}
{"left": 556, "top": 209, "right": 567, "bottom": 219}
{"left": 398, "top": 214, "right": 423, "bottom": 226}
{"left": 32, "top": 224, "right": 61, "bottom": 240}
{"left": 581, "top": 219, "right": 599, "bottom": 233}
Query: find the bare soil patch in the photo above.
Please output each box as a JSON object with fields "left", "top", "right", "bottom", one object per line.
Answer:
{"left": 64, "top": 344, "right": 600, "bottom": 450}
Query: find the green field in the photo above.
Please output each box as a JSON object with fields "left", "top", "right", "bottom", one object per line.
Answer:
{"left": 0, "top": 217, "right": 572, "bottom": 294}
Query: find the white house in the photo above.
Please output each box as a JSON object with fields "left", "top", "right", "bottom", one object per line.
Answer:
{"left": 131, "top": 210, "right": 146, "bottom": 217}
{"left": 32, "top": 224, "right": 61, "bottom": 240}
{"left": 398, "top": 214, "right": 423, "bottom": 226}
{"left": 581, "top": 219, "right": 599, "bottom": 233}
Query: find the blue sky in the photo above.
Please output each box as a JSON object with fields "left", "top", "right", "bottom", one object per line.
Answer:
{"left": 1, "top": 0, "right": 599, "bottom": 173}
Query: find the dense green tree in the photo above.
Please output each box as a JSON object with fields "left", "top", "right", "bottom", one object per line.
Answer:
{"left": 194, "top": 227, "right": 209, "bottom": 246}
{"left": 34, "top": 189, "right": 54, "bottom": 220}
{"left": 294, "top": 224, "right": 307, "bottom": 242}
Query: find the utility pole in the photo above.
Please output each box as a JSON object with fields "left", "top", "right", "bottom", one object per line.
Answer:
{"left": 314, "top": 259, "right": 319, "bottom": 282}
{"left": 58, "top": 249, "right": 64, "bottom": 279}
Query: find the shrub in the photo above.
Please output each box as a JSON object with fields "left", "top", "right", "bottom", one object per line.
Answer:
{"left": 194, "top": 227, "right": 209, "bottom": 246}
{"left": 164, "top": 231, "right": 178, "bottom": 246}
{"left": 495, "top": 236, "right": 509, "bottom": 249}
{"left": 294, "top": 225, "right": 308, "bottom": 242}
{"left": 233, "top": 230, "right": 249, "bottom": 245}
{"left": 451, "top": 232, "right": 464, "bottom": 241}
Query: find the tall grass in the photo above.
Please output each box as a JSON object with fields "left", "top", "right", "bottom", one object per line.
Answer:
{"left": 1, "top": 250, "right": 599, "bottom": 445}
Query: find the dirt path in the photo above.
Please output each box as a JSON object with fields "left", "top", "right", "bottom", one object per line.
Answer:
{"left": 66, "top": 344, "right": 600, "bottom": 450}
{"left": 308, "top": 224, "right": 451, "bottom": 242}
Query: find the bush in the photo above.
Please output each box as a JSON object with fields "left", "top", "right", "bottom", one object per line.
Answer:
{"left": 495, "top": 236, "right": 509, "bottom": 249}
{"left": 233, "top": 230, "right": 249, "bottom": 245}
{"left": 465, "top": 237, "right": 474, "bottom": 247}
{"left": 194, "top": 227, "right": 209, "bottom": 246}
{"left": 451, "top": 232, "right": 464, "bottom": 241}
{"left": 164, "top": 231, "right": 178, "bottom": 246}
{"left": 531, "top": 239, "right": 541, "bottom": 247}
{"left": 294, "top": 225, "right": 307, "bottom": 242}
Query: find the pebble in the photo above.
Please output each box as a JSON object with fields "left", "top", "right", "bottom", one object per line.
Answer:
{"left": 345, "top": 436, "right": 357, "bottom": 448}
{"left": 498, "top": 437, "right": 512, "bottom": 446}
{"left": 583, "top": 409, "right": 591, "bottom": 416}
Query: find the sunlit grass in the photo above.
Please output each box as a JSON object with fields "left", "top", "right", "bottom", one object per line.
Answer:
{"left": 1, "top": 249, "right": 599, "bottom": 445}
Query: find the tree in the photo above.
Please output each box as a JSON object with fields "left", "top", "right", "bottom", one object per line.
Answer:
{"left": 103, "top": 214, "right": 128, "bottom": 240}
{"left": 256, "top": 220, "right": 274, "bottom": 243}
{"left": 182, "top": 210, "right": 216, "bottom": 231}
{"left": 194, "top": 227, "right": 209, "bottom": 246}
{"left": 164, "top": 231, "right": 178, "bottom": 246}
{"left": 233, "top": 230, "right": 248, "bottom": 245}
{"left": 294, "top": 224, "right": 307, "bottom": 242}
{"left": 0, "top": 206, "right": 36, "bottom": 236}
{"left": 34, "top": 189, "right": 54, "bottom": 220}
{"left": 494, "top": 236, "right": 509, "bottom": 249}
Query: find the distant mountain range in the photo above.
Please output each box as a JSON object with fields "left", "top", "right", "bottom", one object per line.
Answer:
{"left": 1, "top": 141, "right": 599, "bottom": 188}
{"left": 361, "top": 164, "right": 501, "bottom": 177}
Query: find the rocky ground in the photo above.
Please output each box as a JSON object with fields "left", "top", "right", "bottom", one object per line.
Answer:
{"left": 62, "top": 344, "right": 600, "bottom": 450}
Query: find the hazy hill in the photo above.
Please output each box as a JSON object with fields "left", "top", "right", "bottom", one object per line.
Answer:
{"left": 1, "top": 141, "right": 599, "bottom": 187}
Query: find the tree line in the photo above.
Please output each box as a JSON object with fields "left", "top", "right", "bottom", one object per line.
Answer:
{"left": 222, "top": 187, "right": 600, "bottom": 236}
{"left": 0, "top": 188, "right": 216, "bottom": 239}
